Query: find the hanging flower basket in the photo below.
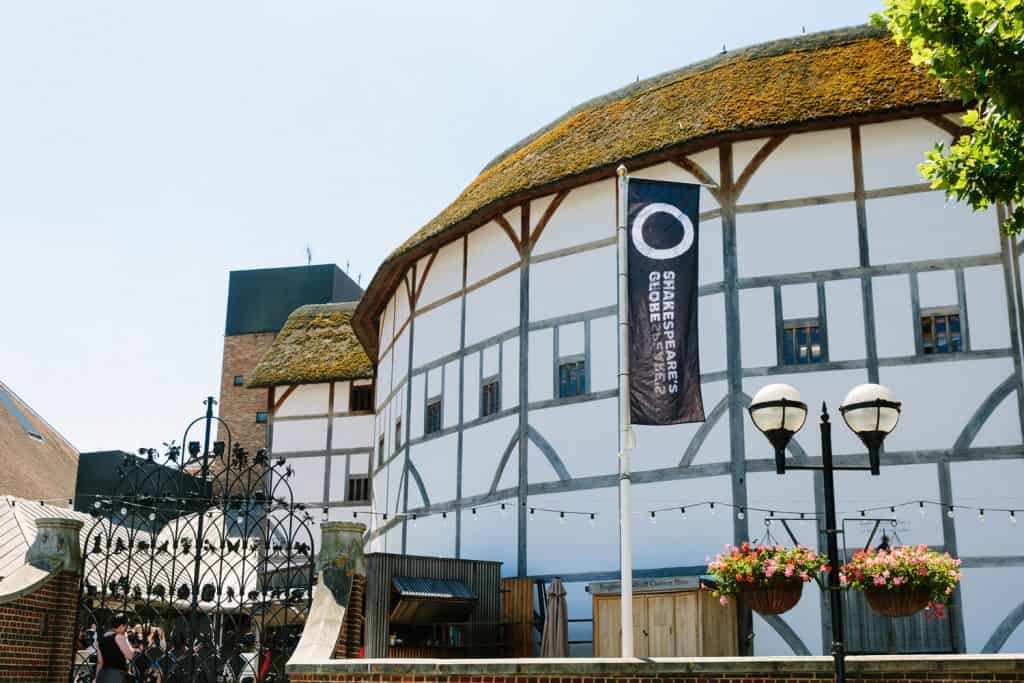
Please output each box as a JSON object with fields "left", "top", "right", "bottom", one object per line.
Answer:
{"left": 740, "top": 580, "right": 804, "bottom": 615}
{"left": 840, "top": 544, "right": 962, "bottom": 619}
{"left": 864, "top": 587, "right": 931, "bottom": 617}
{"left": 706, "top": 543, "right": 828, "bottom": 616}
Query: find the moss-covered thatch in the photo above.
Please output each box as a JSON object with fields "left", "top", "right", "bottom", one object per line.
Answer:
{"left": 352, "top": 24, "right": 957, "bottom": 357}
{"left": 247, "top": 303, "right": 373, "bottom": 388}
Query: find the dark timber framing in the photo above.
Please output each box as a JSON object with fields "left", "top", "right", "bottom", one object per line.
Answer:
{"left": 364, "top": 117, "right": 1024, "bottom": 656}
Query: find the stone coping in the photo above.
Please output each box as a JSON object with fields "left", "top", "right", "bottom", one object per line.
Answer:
{"left": 288, "top": 654, "right": 1024, "bottom": 675}
{"left": 0, "top": 560, "right": 63, "bottom": 604}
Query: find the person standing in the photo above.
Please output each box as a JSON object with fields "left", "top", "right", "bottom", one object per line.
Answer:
{"left": 95, "top": 614, "right": 135, "bottom": 683}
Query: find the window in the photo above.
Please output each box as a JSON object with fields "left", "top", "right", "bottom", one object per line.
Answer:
{"left": 233, "top": 375, "right": 245, "bottom": 386}
{"left": 378, "top": 434, "right": 385, "bottom": 467}
{"left": 350, "top": 384, "right": 374, "bottom": 412}
{"left": 395, "top": 418, "right": 402, "bottom": 451}
{"left": 346, "top": 475, "right": 370, "bottom": 503}
{"left": 481, "top": 377, "right": 501, "bottom": 417}
{"left": 781, "top": 319, "right": 825, "bottom": 366}
{"left": 921, "top": 308, "right": 962, "bottom": 354}
{"left": 255, "top": 411, "right": 268, "bottom": 424}
{"left": 558, "top": 359, "right": 587, "bottom": 398}
{"left": 425, "top": 398, "right": 442, "bottom": 435}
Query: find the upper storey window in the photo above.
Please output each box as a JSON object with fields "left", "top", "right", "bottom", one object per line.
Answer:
{"left": 481, "top": 377, "right": 501, "bottom": 417}
{"left": 558, "top": 358, "right": 587, "bottom": 398}
{"left": 350, "top": 384, "right": 374, "bottom": 413}
{"left": 921, "top": 307, "right": 962, "bottom": 354}
{"left": 781, "top": 318, "right": 825, "bottom": 366}
{"left": 425, "top": 397, "right": 442, "bottom": 435}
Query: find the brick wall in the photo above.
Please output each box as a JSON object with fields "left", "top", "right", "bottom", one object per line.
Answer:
{"left": 0, "top": 570, "right": 79, "bottom": 682}
{"left": 218, "top": 331, "right": 277, "bottom": 451}
{"left": 288, "top": 655, "right": 1024, "bottom": 683}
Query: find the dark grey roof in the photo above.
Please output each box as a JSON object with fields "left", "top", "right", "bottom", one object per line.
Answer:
{"left": 392, "top": 576, "right": 477, "bottom": 600}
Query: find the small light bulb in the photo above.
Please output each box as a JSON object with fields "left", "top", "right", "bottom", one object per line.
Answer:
{"left": 1011, "top": 511, "right": 1017, "bottom": 524}
{"left": 500, "top": 503, "right": 507, "bottom": 517}
{"left": 120, "top": 507, "right": 128, "bottom": 516}
{"left": 919, "top": 501, "right": 926, "bottom": 516}
{"left": 94, "top": 501, "right": 102, "bottom": 510}
{"left": 530, "top": 507, "right": 535, "bottom": 516}
{"left": 560, "top": 511, "right": 566, "bottom": 525}
{"left": 148, "top": 512, "right": 156, "bottom": 522}
{"left": 442, "top": 511, "right": 448, "bottom": 526}
{"left": 737, "top": 508, "right": 745, "bottom": 521}
{"left": 889, "top": 506, "right": 895, "bottom": 513}
{"left": 649, "top": 511, "right": 657, "bottom": 525}
{"left": 709, "top": 502, "right": 715, "bottom": 516}
{"left": 411, "top": 514, "right": 418, "bottom": 527}
{"left": 321, "top": 508, "right": 329, "bottom": 522}
{"left": 383, "top": 513, "right": 388, "bottom": 521}
{"left": 589, "top": 513, "right": 596, "bottom": 527}
{"left": 679, "top": 507, "right": 686, "bottom": 520}
{"left": 472, "top": 508, "right": 478, "bottom": 520}
{"left": 352, "top": 511, "right": 358, "bottom": 519}
{"left": 947, "top": 507, "right": 954, "bottom": 518}
{"left": 978, "top": 509, "right": 985, "bottom": 523}
{"left": 859, "top": 510, "right": 865, "bottom": 517}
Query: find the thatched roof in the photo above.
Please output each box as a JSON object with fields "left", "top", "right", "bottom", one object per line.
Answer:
{"left": 247, "top": 303, "right": 373, "bottom": 388}
{"left": 0, "top": 381, "right": 78, "bottom": 504}
{"left": 351, "top": 24, "right": 958, "bottom": 357}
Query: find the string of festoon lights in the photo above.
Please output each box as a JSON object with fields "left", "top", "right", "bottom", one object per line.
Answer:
{"left": 337, "top": 501, "right": 599, "bottom": 526}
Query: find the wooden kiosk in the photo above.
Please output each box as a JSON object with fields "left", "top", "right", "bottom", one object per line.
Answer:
{"left": 589, "top": 577, "right": 738, "bottom": 657}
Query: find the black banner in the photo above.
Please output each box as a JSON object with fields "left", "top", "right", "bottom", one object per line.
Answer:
{"left": 627, "top": 178, "right": 704, "bottom": 425}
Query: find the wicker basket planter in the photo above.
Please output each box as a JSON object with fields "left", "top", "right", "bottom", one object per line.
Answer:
{"left": 739, "top": 580, "right": 804, "bottom": 615}
{"left": 865, "top": 587, "right": 931, "bottom": 617}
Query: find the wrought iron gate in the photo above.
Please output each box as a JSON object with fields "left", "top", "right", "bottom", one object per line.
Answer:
{"left": 73, "top": 398, "right": 315, "bottom": 682}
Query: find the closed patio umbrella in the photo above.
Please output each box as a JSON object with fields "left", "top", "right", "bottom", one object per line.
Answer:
{"left": 540, "top": 578, "right": 568, "bottom": 657}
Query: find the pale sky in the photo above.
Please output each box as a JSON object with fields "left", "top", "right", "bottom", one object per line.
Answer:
{"left": 0, "top": 1, "right": 883, "bottom": 453}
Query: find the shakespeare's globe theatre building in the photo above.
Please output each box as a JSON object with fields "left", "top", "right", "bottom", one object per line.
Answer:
{"left": 264, "top": 26, "right": 1024, "bottom": 656}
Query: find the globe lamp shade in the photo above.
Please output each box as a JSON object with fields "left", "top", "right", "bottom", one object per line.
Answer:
{"left": 748, "top": 384, "right": 807, "bottom": 474}
{"left": 839, "top": 383, "right": 901, "bottom": 475}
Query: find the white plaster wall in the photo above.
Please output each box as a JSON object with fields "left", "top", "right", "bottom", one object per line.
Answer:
{"left": 872, "top": 275, "right": 915, "bottom": 357}
{"left": 460, "top": 415, "right": 517, "bottom": 498}
{"left": 464, "top": 351, "right": 480, "bottom": 419}
{"left": 734, "top": 129, "right": 854, "bottom": 205}
{"left": 409, "top": 373, "right": 425, "bottom": 438}
{"left": 376, "top": 347, "right": 393, "bottom": 409}
{"left": 530, "top": 246, "right": 616, "bottom": 321}
{"left": 639, "top": 150, "right": 721, "bottom": 210}
{"left": 918, "top": 269, "right": 958, "bottom": 309}
{"left": 860, "top": 118, "right": 954, "bottom": 190}
{"left": 394, "top": 274, "right": 411, "bottom": 328}
{"left": 960, "top": 567, "right": 1024, "bottom": 653}
{"left": 272, "top": 418, "right": 328, "bottom": 453}
{"left": 825, "top": 279, "right": 866, "bottom": 361}
{"left": 405, "top": 513, "right": 455, "bottom": 559}
{"left": 465, "top": 269, "right": 519, "bottom": 346}
{"left": 558, "top": 322, "right": 584, "bottom": 356}
{"left": 867, "top": 193, "right": 999, "bottom": 264}
{"left": 459, "top": 500, "right": 517, "bottom": 572}
{"left": 501, "top": 337, "right": 519, "bottom": 410}
{"left": 881, "top": 358, "right": 1015, "bottom": 452}
{"left": 531, "top": 179, "right": 615, "bottom": 256}
{"left": 950, "top": 460, "right": 1024, "bottom": 557}
{"left": 589, "top": 315, "right": 616, "bottom": 393}
{"left": 467, "top": 214, "right": 521, "bottom": 285}
{"left": 331, "top": 414, "right": 373, "bottom": 449}
{"left": 287, "top": 456, "right": 326, "bottom": 504}
{"left": 782, "top": 283, "right": 818, "bottom": 319}
{"left": 699, "top": 292, "right": 727, "bottom": 374}
{"left": 739, "top": 287, "right": 776, "bottom": 368}
{"left": 444, "top": 362, "right": 459, "bottom": 429}
{"left": 700, "top": 217, "right": 724, "bottom": 286}
{"left": 528, "top": 328, "right": 553, "bottom": 402}
{"left": 482, "top": 344, "right": 499, "bottom": 377}
{"left": 410, "top": 432, "right": 458, "bottom": 504}
{"left": 417, "top": 238, "right": 464, "bottom": 308}
{"left": 276, "top": 383, "right": 330, "bottom": 417}
{"left": 966, "top": 264, "right": 1012, "bottom": 350}
{"left": 633, "top": 380, "right": 727, "bottom": 471}
{"left": 529, "top": 398, "right": 617, "bottom": 479}
{"left": 392, "top": 322, "right": 411, "bottom": 382}
{"left": 412, "top": 298, "right": 461, "bottom": 368}
{"left": 379, "top": 294, "right": 395, "bottom": 355}
{"left": 737, "top": 203, "right": 859, "bottom": 278}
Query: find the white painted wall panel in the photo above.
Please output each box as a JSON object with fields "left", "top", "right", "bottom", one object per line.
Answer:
{"left": 589, "top": 316, "right": 616, "bottom": 393}
{"left": 417, "top": 238, "right": 464, "bottom": 308}
{"left": 699, "top": 217, "right": 724, "bottom": 286}
{"left": 482, "top": 344, "right": 499, "bottom": 376}
{"left": 965, "top": 265, "right": 1011, "bottom": 350}
{"left": 639, "top": 152, "right": 721, "bottom": 210}
{"left": 465, "top": 269, "right": 519, "bottom": 346}
{"left": 872, "top": 275, "right": 915, "bottom": 357}
{"left": 332, "top": 414, "right": 373, "bottom": 449}
{"left": 395, "top": 274, "right": 411, "bottom": 327}
{"left": 825, "top": 279, "right": 865, "bottom": 361}
{"left": 467, "top": 215, "right": 521, "bottom": 285}
{"left": 272, "top": 418, "right": 328, "bottom": 453}
{"left": 860, "top": 117, "right": 954, "bottom": 190}
{"left": 287, "top": 456, "right": 326, "bottom": 504}
{"left": 918, "top": 269, "right": 957, "bottom": 309}
{"left": 460, "top": 416, "right": 517, "bottom": 498}
{"left": 867, "top": 193, "right": 999, "bottom": 264}
{"left": 276, "top": 383, "right": 330, "bottom": 417}
{"left": 950, "top": 460, "right": 1024, "bottom": 556}
{"left": 528, "top": 328, "right": 553, "bottom": 402}
{"left": 734, "top": 129, "right": 854, "bottom": 205}
{"left": 531, "top": 179, "right": 615, "bottom": 256}
{"left": 833, "top": 463, "right": 943, "bottom": 547}
{"left": 502, "top": 338, "right": 519, "bottom": 411}
{"left": 411, "top": 433, "right": 458, "bottom": 503}
{"left": 630, "top": 380, "right": 727, "bottom": 471}
{"left": 740, "top": 287, "right": 776, "bottom": 368}
{"left": 559, "top": 322, "right": 584, "bottom": 356}
{"left": 379, "top": 294, "right": 395, "bottom": 354}
{"left": 405, "top": 513, "right": 455, "bottom": 560}
{"left": 409, "top": 374, "right": 425, "bottom": 439}
{"left": 782, "top": 283, "right": 818, "bottom": 320}
{"left": 464, "top": 352, "right": 480, "bottom": 419}
{"left": 333, "top": 382, "right": 350, "bottom": 415}
{"left": 529, "top": 398, "right": 617, "bottom": 479}
{"left": 392, "top": 323, "right": 410, "bottom": 383}
{"left": 960, "top": 567, "right": 1024, "bottom": 653}
{"left": 526, "top": 489, "right": 618, "bottom": 577}
{"left": 881, "top": 359, "right": 1013, "bottom": 452}
{"left": 412, "top": 298, "right": 461, "bottom": 368}
{"left": 427, "top": 366, "right": 442, "bottom": 396}
{"left": 444, "top": 362, "right": 459, "bottom": 429}
{"left": 699, "top": 292, "right": 727, "bottom": 374}
{"left": 737, "top": 203, "right": 858, "bottom": 278}
{"left": 530, "top": 246, "right": 616, "bottom": 321}
{"left": 460, "top": 502, "right": 517, "bottom": 574}
{"left": 377, "top": 348, "right": 392, "bottom": 408}
{"left": 971, "top": 391, "right": 1020, "bottom": 448}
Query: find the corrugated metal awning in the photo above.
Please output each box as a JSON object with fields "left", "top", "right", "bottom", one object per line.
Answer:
{"left": 392, "top": 576, "right": 477, "bottom": 600}
{"left": 389, "top": 576, "right": 478, "bottom": 624}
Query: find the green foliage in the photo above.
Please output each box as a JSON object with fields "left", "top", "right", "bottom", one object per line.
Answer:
{"left": 872, "top": 0, "right": 1024, "bottom": 234}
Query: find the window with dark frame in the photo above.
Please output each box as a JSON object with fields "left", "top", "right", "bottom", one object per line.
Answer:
{"left": 346, "top": 475, "right": 370, "bottom": 503}
{"left": 350, "top": 384, "right": 374, "bottom": 412}
{"left": 781, "top": 318, "right": 825, "bottom": 366}
{"left": 558, "top": 359, "right": 587, "bottom": 398}
{"left": 255, "top": 411, "right": 268, "bottom": 424}
{"left": 481, "top": 377, "right": 501, "bottom": 417}
{"left": 921, "top": 307, "right": 962, "bottom": 355}
{"left": 425, "top": 398, "right": 442, "bottom": 435}
{"left": 233, "top": 375, "right": 245, "bottom": 386}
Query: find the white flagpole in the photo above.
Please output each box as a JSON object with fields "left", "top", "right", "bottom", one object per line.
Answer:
{"left": 616, "top": 164, "right": 635, "bottom": 658}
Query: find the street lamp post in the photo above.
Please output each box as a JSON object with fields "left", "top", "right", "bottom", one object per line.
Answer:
{"left": 748, "top": 383, "right": 901, "bottom": 683}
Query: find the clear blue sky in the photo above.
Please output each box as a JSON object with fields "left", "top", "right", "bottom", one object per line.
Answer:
{"left": 0, "top": 1, "right": 883, "bottom": 453}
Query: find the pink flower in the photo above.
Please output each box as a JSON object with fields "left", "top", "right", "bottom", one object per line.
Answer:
{"left": 800, "top": 571, "right": 809, "bottom": 582}
{"left": 720, "top": 596, "right": 729, "bottom": 606}
{"left": 918, "top": 566, "right": 928, "bottom": 575}
{"left": 873, "top": 575, "right": 887, "bottom": 586}
{"left": 893, "top": 577, "right": 904, "bottom": 586}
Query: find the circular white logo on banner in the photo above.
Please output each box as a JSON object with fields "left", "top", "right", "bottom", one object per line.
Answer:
{"left": 631, "top": 202, "right": 695, "bottom": 260}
